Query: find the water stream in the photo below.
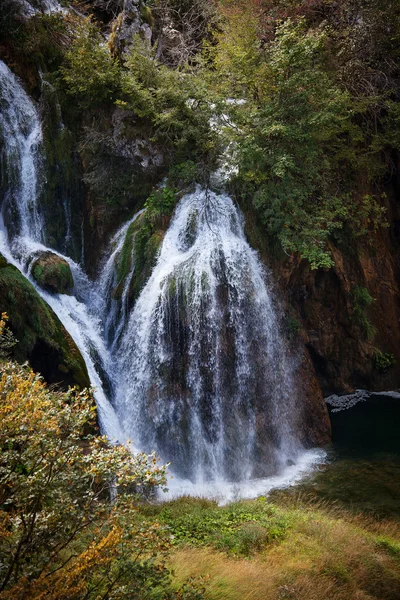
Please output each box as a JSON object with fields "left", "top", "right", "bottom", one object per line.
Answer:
{"left": 0, "top": 58, "right": 325, "bottom": 501}
{"left": 117, "top": 188, "right": 303, "bottom": 482}
{"left": 0, "top": 59, "right": 123, "bottom": 441}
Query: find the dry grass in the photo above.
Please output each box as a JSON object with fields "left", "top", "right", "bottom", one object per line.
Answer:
{"left": 169, "top": 505, "right": 400, "bottom": 600}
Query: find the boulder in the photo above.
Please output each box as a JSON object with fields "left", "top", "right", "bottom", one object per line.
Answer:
{"left": 31, "top": 251, "right": 74, "bottom": 295}
{"left": 0, "top": 254, "right": 90, "bottom": 389}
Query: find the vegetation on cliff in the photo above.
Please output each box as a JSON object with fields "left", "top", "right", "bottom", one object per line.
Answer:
{"left": 50, "top": 0, "right": 400, "bottom": 270}
{"left": 1, "top": 2, "right": 400, "bottom": 599}
{"left": 0, "top": 323, "right": 398, "bottom": 600}
{"left": 1, "top": 0, "right": 399, "bottom": 270}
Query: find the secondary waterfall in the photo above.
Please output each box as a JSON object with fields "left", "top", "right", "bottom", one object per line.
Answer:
{"left": 0, "top": 59, "right": 123, "bottom": 442}
{"left": 0, "top": 60, "right": 43, "bottom": 243}
{"left": 116, "top": 187, "right": 302, "bottom": 483}
{"left": 0, "top": 58, "right": 325, "bottom": 500}
{"left": 97, "top": 210, "right": 145, "bottom": 351}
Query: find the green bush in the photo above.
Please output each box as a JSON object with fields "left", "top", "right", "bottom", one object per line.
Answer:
{"left": 373, "top": 350, "right": 396, "bottom": 372}
{"left": 150, "top": 497, "right": 291, "bottom": 557}
{"left": 119, "top": 36, "right": 218, "bottom": 164}
{"left": 61, "top": 17, "right": 121, "bottom": 108}
{"left": 211, "top": 15, "right": 389, "bottom": 269}
{"left": 286, "top": 316, "right": 301, "bottom": 340}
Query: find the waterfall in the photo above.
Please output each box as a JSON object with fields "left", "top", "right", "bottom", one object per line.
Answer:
{"left": 115, "top": 187, "right": 304, "bottom": 484}
{"left": 0, "top": 61, "right": 43, "bottom": 243}
{"left": 0, "top": 59, "right": 124, "bottom": 442}
{"left": 97, "top": 210, "right": 145, "bottom": 351}
{"left": 17, "top": 0, "right": 65, "bottom": 15}
{"left": 0, "top": 58, "right": 325, "bottom": 501}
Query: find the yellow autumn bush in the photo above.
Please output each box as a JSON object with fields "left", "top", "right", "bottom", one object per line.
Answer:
{"left": 0, "top": 359, "right": 202, "bottom": 599}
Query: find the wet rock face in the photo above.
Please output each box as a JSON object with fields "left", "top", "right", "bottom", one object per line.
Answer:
{"left": 245, "top": 186, "right": 400, "bottom": 397}
{"left": 31, "top": 251, "right": 74, "bottom": 295}
{"left": 0, "top": 254, "right": 89, "bottom": 389}
{"left": 284, "top": 232, "right": 400, "bottom": 396}
{"left": 111, "top": 108, "right": 164, "bottom": 170}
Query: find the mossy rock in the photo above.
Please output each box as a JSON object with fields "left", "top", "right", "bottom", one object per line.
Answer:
{"left": 129, "top": 228, "right": 164, "bottom": 303}
{"left": 0, "top": 254, "right": 89, "bottom": 389}
{"left": 112, "top": 213, "right": 164, "bottom": 303}
{"left": 31, "top": 251, "right": 74, "bottom": 295}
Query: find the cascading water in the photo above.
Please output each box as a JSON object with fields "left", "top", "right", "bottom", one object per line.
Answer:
{"left": 0, "top": 59, "right": 123, "bottom": 442}
{"left": 0, "top": 58, "right": 325, "bottom": 502}
{"left": 97, "top": 210, "right": 145, "bottom": 351}
{"left": 115, "top": 187, "right": 306, "bottom": 485}
{"left": 0, "top": 61, "right": 43, "bottom": 243}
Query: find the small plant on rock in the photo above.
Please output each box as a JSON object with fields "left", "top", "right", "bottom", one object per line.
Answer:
{"left": 351, "top": 285, "right": 376, "bottom": 341}
{"left": 373, "top": 349, "right": 396, "bottom": 372}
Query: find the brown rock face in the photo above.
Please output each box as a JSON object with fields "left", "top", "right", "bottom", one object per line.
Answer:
{"left": 245, "top": 187, "right": 400, "bottom": 398}
{"left": 295, "top": 350, "right": 332, "bottom": 447}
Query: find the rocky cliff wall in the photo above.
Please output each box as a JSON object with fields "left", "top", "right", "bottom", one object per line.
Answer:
{"left": 245, "top": 177, "right": 400, "bottom": 397}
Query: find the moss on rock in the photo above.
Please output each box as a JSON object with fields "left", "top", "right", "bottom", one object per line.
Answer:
{"left": 112, "top": 212, "right": 165, "bottom": 304}
{"left": 0, "top": 254, "right": 89, "bottom": 389}
{"left": 31, "top": 251, "right": 74, "bottom": 295}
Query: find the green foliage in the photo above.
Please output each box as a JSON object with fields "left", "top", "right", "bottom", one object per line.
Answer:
{"left": 0, "top": 361, "right": 203, "bottom": 599}
{"left": 140, "top": 4, "right": 155, "bottom": 28}
{"left": 217, "top": 20, "right": 359, "bottom": 268}
{"left": 351, "top": 286, "right": 376, "bottom": 341}
{"left": 210, "top": 12, "right": 390, "bottom": 269}
{"left": 134, "top": 187, "right": 177, "bottom": 264}
{"left": 119, "top": 36, "right": 218, "bottom": 164}
{"left": 0, "top": 313, "right": 17, "bottom": 358}
{"left": 352, "top": 286, "right": 374, "bottom": 308}
{"left": 129, "top": 188, "right": 177, "bottom": 295}
{"left": 146, "top": 497, "right": 291, "bottom": 557}
{"left": 210, "top": 3, "right": 262, "bottom": 97}
{"left": 145, "top": 186, "right": 177, "bottom": 224}
{"left": 168, "top": 161, "right": 199, "bottom": 187}
{"left": 61, "top": 17, "right": 120, "bottom": 108}
{"left": 373, "top": 350, "right": 396, "bottom": 372}
{"left": 112, "top": 188, "right": 176, "bottom": 305}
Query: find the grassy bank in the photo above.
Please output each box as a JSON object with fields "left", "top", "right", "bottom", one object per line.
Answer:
{"left": 139, "top": 495, "right": 400, "bottom": 600}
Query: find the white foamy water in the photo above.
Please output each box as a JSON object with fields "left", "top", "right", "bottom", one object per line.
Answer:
{"left": 162, "top": 448, "right": 326, "bottom": 505}
{"left": 115, "top": 187, "right": 306, "bottom": 484}
{"left": 0, "top": 59, "right": 326, "bottom": 503}
{"left": 0, "top": 61, "right": 43, "bottom": 242}
{"left": 0, "top": 60, "right": 123, "bottom": 443}
{"left": 97, "top": 209, "right": 145, "bottom": 350}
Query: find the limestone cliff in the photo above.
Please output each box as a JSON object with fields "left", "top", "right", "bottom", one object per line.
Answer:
{"left": 245, "top": 179, "right": 400, "bottom": 397}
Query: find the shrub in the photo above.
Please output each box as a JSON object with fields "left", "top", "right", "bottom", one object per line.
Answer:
{"left": 210, "top": 14, "right": 389, "bottom": 269}
{"left": 286, "top": 316, "right": 301, "bottom": 340}
{"left": 0, "top": 361, "right": 203, "bottom": 599}
{"left": 119, "top": 36, "right": 218, "bottom": 164}
{"left": 0, "top": 312, "right": 16, "bottom": 358}
{"left": 373, "top": 350, "right": 396, "bottom": 372}
{"left": 61, "top": 17, "right": 121, "bottom": 108}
